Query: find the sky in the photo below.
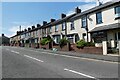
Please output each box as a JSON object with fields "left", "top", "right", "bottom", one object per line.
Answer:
{"left": 1, "top": 0, "right": 113, "bottom": 37}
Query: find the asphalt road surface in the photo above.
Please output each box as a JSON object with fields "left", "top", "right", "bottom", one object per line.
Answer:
{"left": 1, "top": 46, "right": 119, "bottom": 79}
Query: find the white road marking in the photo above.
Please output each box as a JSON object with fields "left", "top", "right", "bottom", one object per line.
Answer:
{"left": 24, "top": 55, "right": 44, "bottom": 62}
{"left": 41, "top": 52, "right": 59, "bottom": 55}
{"left": 11, "top": 50, "right": 20, "bottom": 54}
{"left": 18, "top": 47, "right": 118, "bottom": 64}
{"left": 64, "top": 68, "right": 97, "bottom": 79}
{"left": 42, "top": 52, "right": 118, "bottom": 64}
{"left": 59, "top": 54, "right": 119, "bottom": 64}
{"left": 6, "top": 49, "right": 9, "bottom": 51}
{"left": 14, "top": 51, "right": 20, "bottom": 54}
{"left": 35, "top": 51, "right": 38, "bottom": 52}
{"left": 41, "top": 52, "right": 48, "bottom": 53}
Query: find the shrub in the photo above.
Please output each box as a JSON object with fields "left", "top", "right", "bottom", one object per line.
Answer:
{"left": 76, "top": 40, "right": 95, "bottom": 48}
{"left": 59, "top": 37, "right": 69, "bottom": 48}
{"left": 40, "top": 37, "right": 52, "bottom": 45}
{"left": 76, "top": 39, "right": 86, "bottom": 48}
{"left": 85, "top": 42, "right": 95, "bottom": 47}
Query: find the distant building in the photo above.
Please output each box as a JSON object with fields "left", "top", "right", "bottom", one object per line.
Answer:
{"left": 0, "top": 34, "right": 10, "bottom": 46}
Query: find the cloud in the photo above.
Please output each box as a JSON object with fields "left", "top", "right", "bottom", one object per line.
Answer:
{"left": 11, "top": 21, "right": 29, "bottom": 25}
{"left": 66, "top": 0, "right": 115, "bottom": 16}
{"left": 8, "top": 25, "right": 32, "bottom": 37}
{"left": 66, "top": 3, "right": 96, "bottom": 16}
{"left": 0, "top": 0, "right": 96, "bottom": 2}
{"left": 66, "top": 11, "right": 75, "bottom": 16}
{"left": 76, "top": 0, "right": 95, "bottom": 2}
{"left": 79, "top": 3, "right": 96, "bottom": 11}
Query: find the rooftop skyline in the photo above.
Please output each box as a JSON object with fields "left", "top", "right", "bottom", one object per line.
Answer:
{"left": 1, "top": 0, "right": 112, "bottom": 37}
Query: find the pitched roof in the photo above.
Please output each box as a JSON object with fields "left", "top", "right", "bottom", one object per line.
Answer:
{"left": 70, "top": 1, "right": 120, "bottom": 20}
{"left": 89, "top": 23, "right": 120, "bottom": 33}
{"left": 41, "top": 13, "right": 76, "bottom": 29}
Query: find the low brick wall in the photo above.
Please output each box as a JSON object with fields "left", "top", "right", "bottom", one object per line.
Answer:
{"left": 52, "top": 43, "right": 70, "bottom": 51}
{"left": 40, "top": 44, "right": 50, "bottom": 49}
{"left": 70, "top": 44, "right": 103, "bottom": 55}
{"left": 25, "top": 43, "right": 29, "bottom": 48}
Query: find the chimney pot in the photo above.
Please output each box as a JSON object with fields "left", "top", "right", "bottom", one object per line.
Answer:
{"left": 37, "top": 24, "right": 41, "bottom": 27}
{"left": 43, "top": 21, "right": 47, "bottom": 25}
{"left": 61, "top": 13, "right": 66, "bottom": 18}
{"left": 32, "top": 26, "right": 35, "bottom": 29}
{"left": 75, "top": 7, "right": 81, "bottom": 13}
{"left": 24, "top": 29, "right": 27, "bottom": 32}
{"left": 51, "top": 19, "right": 56, "bottom": 22}
{"left": 2, "top": 34, "right": 4, "bottom": 36}
{"left": 28, "top": 27, "right": 31, "bottom": 31}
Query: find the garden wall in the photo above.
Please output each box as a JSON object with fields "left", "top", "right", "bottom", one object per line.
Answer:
{"left": 40, "top": 43, "right": 50, "bottom": 49}
{"left": 52, "top": 43, "right": 70, "bottom": 51}
{"left": 70, "top": 44, "right": 103, "bottom": 55}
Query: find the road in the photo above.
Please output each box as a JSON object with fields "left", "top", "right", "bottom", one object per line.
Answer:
{"left": 1, "top": 46, "right": 119, "bottom": 79}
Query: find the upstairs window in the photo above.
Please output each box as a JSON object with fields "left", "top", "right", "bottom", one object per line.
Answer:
{"left": 62, "top": 22, "right": 66, "bottom": 31}
{"left": 55, "top": 25, "right": 58, "bottom": 32}
{"left": 50, "top": 26, "right": 52, "bottom": 33}
{"left": 70, "top": 21, "right": 75, "bottom": 30}
{"left": 36, "top": 30, "right": 38, "bottom": 36}
{"left": 115, "top": 6, "right": 120, "bottom": 19}
{"left": 81, "top": 16, "right": 87, "bottom": 28}
{"left": 42, "top": 29, "right": 46, "bottom": 34}
{"left": 96, "top": 12, "right": 103, "bottom": 24}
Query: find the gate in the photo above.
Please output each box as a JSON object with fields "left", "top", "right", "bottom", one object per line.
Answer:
{"left": 107, "top": 40, "right": 119, "bottom": 55}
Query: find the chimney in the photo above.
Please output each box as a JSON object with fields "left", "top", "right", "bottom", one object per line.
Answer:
{"left": 28, "top": 27, "right": 31, "bottom": 31}
{"left": 2, "top": 34, "right": 4, "bottom": 36}
{"left": 75, "top": 7, "right": 81, "bottom": 13}
{"left": 37, "top": 24, "right": 41, "bottom": 28}
{"left": 17, "top": 31, "right": 19, "bottom": 35}
{"left": 32, "top": 26, "right": 35, "bottom": 29}
{"left": 43, "top": 21, "right": 47, "bottom": 25}
{"left": 51, "top": 19, "right": 56, "bottom": 22}
{"left": 96, "top": 0, "right": 102, "bottom": 6}
{"left": 21, "top": 30, "right": 24, "bottom": 33}
{"left": 24, "top": 29, "right": 27, "bottom": 32}
{"left": 61, "top": 13, "right": 66, "bottom": 18}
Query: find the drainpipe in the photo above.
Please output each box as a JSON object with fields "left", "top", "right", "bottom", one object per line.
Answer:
{"left": 118, "top": 40, "right": 120, "bottom": 55}
{"left": 86, "top": 15, "right": 89, "bottom": 42}
{"left": 65, "top": 21, "right": 67, "bottom": 38}
{"left": 20, "top": 25, "right": 21, "bottom": 47}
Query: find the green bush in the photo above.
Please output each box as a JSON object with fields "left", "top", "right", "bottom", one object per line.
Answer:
{"left": 85, "top": 42, "right": 95, "bottom": 47}
{"left": 76, "top": 39, "right": 95, "bottom": 48}
{"left": 59, "top": 37, "right": 69, "bottom": 48}
{"left": 76, "top": 39, "right": 86, "bottom": 48}
{"left": 40, "top": 37, "right": 52, "bottom": 45}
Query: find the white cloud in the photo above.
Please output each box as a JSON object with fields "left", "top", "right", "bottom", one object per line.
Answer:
{"left": 66, "top": 3, "right": 96, "bottom": 16}
{"left": 79, "top": 3, "right": 96, "bottom": 11}
{"left": 76, "top": 0, "right": 95, "bottom": 2}
{"left": 11, "top": 21, "right": 29, "bottom": 25}
{"left": 0, "top": 0, "right": 95, "bottom": 2}
{"left": 8, "top": 25, "right": 32, "bottom": 37}
{"left": 66, "top": 0, "right": 115, "bottom": 16}
{"left": 66, "top": 11, "right": 75, "bottom": 16}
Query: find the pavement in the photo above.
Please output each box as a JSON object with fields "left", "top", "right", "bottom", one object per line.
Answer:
{"left": 1, "top": 46, "right": 119, "bottom": 79}
{"left": 25, "top": 47, "right": 119, "bottom": 62}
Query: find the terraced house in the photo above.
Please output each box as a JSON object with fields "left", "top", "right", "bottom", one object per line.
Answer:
{"left": 10, "top": 1, "right": 120, "bottom": 55}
